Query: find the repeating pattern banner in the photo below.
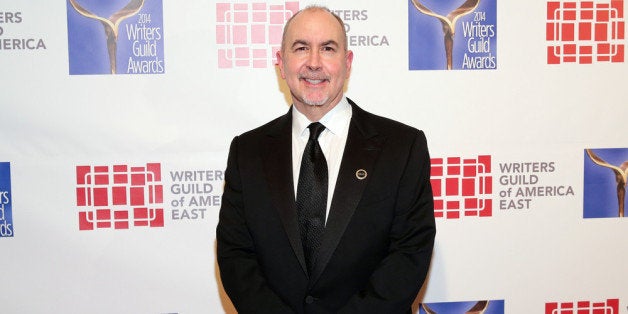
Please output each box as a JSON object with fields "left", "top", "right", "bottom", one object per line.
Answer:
{"left": 0, "top": 0, "right": 626, "bottom": 313}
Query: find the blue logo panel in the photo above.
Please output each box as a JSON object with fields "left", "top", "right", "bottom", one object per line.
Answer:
{"left": 67, "top": 0, "right": 165, "bottom": 75}
{"left": 0, "top": 162, "right": 13, "bottom": 237}
{"left": 409, "top": 0, "right": 497, "bottom": 70}
{"left": 419, "top": 300, "right": 505, "bottom": 314}
{"left": 583, "top": 148, "right": 628, "bottom": 218}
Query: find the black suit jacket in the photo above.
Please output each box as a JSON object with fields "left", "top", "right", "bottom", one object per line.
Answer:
{"left": 217, "top": 99, "right": 435, "bottom": 314}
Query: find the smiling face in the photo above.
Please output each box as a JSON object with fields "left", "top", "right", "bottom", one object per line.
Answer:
{"left": 277, "top": 8, "right": 353, "bottom": 121}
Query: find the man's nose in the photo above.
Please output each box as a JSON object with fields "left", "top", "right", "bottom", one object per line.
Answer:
{"left": 306, "top": 50, "right": 322, "bottom": 69}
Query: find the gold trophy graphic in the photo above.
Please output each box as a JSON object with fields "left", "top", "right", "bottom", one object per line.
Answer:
{"left": 422, "top": 301, "right": 490, "bottom": 314}
{"left": 585, "top": 149, "right": 628, "bottom": 217}
{"left": 68, "top": 0, "right": 145, "bottom": 74}
{"left": 410, "top": 0, "right": 480, "bottom": 70}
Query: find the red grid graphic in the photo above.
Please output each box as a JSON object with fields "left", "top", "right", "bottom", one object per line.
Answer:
{"left": 545, "top": 298, "right": 619, "bottom": 314}
{"left": 216, "top": 1, "right": 299, "bottom": 68}
{"left": 430, "top": 155, "right": 492, "bottom": 219}
{"left": 76, "top": 163, "right": 164, "bottom": 230}
{"left": 546, "top": 0, "right": 625, "bottom": 64}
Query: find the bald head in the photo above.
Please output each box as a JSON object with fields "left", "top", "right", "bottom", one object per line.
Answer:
{"left": 281, "top": 6, "right": 348, "bottom": 53}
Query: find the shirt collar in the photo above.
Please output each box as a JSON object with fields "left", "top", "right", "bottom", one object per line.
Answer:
{"left": 292, "top": 97, "right": 352, "bottom": 137}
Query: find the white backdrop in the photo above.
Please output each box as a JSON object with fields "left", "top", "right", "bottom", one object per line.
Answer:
{"left": 0, "top": 0, "right": 626, "bottom": 313}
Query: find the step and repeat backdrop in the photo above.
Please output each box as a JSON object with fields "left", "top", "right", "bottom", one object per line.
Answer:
{"left": 1, "top": 0, "right": 627, "bottom": 313}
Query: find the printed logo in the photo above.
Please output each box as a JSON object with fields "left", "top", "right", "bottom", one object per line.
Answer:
{"left": 430, "top": 155, "right": 493, "bottom": 219}
{"left": 545, "top": 298, "right": 619, "bottom": 314}
{"left": 432, "top": 154, "right": 576, "bottom": 217}
{"left": 330, "top": 8, "right": 390, "bottom": 48}
{"left": 67, "top": 0, "right": 165, "bottom": 74}
{"left": 419, "top": 300, "right": 505, "bottom": 314}
{"left": 75, "top": 163, "right": 164, "bottom": 230}
{"left": 0, "top": 11, "right": 47, "bottom": 51}
{"left": 0, "top": 162, "right": 13, "bottom": 237}
{"left": 169, "top": 169, "right": 224, "bottom": 221}
{"left": 546, "top": 0, "right": 625, "bottom": 64}
{"left": 408, "top": 0, "right": 497, "bottom": 70}
{"left": 216, "top": 1, "right": 299, "bottom": 68}
{"left": 497, "top": 160, "right": 574, "bottom": 210}
{"left": 584, "top": 148, "right": 628, "bottom": 218}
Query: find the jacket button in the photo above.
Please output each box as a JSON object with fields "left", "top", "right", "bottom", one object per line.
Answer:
{"left": 305, "top": 296, "right": 315, "bottom": 304}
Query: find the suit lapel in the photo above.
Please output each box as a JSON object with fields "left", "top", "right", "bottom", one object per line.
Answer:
{"left": 309, "top": 102, "right": 385, "bottom": 285}
{"left": 261, "top": 108, "right": 308, "bottom": 275}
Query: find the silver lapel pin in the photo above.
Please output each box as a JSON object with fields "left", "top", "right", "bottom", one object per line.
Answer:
{"left": 355, "top": 169, "right": 367, "bottom": 180}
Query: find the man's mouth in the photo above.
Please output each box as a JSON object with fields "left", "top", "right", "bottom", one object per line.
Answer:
{"left": 304, "top": 78, "right": 325, "bottom": 84}
{"left": 299, "top": 73, "right": 329, "bottom": 85}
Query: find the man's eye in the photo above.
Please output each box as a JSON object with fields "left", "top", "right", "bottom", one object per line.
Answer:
{"left": 322, "top": 46, "right": 335, "bottom": 52}
{"left": 295, "top": 47, "right": 307, "bottom": 51}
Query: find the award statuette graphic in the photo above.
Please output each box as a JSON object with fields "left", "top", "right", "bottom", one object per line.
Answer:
{"left": 68, "top": 0, "right": 145, "bottom": 74}
{"left": 585, "top": 149, "right": 628, "bottom": 217}
{"left": 410, "top": 0, "right": 480, "bottom": 70}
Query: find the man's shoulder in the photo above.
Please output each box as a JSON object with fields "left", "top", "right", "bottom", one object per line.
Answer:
{"left": 237, "top": 111, "right": 291, "bottom": 140}
{"left": 361, "top": 108, "right": 418, "bottom": 131}
{"left": 350, "top": 100, "right": 423, "bottom": 137}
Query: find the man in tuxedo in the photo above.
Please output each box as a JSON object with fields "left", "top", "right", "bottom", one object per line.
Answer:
{"left": 217, "top": 6, "right": 435, "bottom": 314}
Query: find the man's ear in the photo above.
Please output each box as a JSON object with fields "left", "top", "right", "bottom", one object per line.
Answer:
{"left": 345, "top": 50, "right": 354, "bottom": 78}
{"left": 276, "top": 50, "right": 286, "bottom": 79}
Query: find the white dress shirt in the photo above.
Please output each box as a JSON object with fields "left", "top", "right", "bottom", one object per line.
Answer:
{"left": 291, "top": 97, "right": 353, "bottom": 223}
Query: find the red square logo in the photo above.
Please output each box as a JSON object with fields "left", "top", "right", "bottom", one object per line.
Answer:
{"left": 431, "top": 155, "right": 492, "bottom": 219}
{"left": 545, "top": 298, "right": 619, "bottom": 314}
{"left": 75, "top": 163, "right": 164, "bottom": 231}
{"left": 546, "top": 0, "right": 625, "bottom": 64}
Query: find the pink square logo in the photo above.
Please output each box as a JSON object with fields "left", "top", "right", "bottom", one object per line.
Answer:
{"left": 216, "top": 1, "right": 299, "bottom": 68}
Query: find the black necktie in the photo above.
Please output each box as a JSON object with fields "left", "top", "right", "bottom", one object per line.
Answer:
{"left": 296, "top": 122, "right": 328, "bottom": 274}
